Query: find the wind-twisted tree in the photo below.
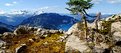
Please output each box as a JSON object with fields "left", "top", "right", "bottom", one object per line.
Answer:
{"left": 95, "top": 12, "right": 101, "bottom": 30}
{"left": 66, "top": 0, "right": 94, "bottom": 39}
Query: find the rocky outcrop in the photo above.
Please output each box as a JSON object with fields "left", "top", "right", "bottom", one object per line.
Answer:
{"left": 14, "top": 26, "right": 31, "bottom": 35}
{"left": 0, "top": 40, "right": 6, "bottom": 53}
{"left": 14, "top": 26, "right": 65, "bottom": 36}
{"left": 65, "top": 15, "right": 121, "bottom": 52}
{"left": 2, "top": 32, "right": 15, "bottom": 40}
{"left": 111, "top": 22, "right": 121, "bottom": 41}
{"left": 65, "top": 23, "right": 89, "bottom": 52}
{"left": 1, "top": 14, "right": 121, "bottom": 53}
{"left": 105, "top": 14, "right": 121, "bottom": 21}
{"left": 65, "top": 34, "right": 88, "bottom": 52}
{"left": 15, "top": 44, "right": 27, "bottom": 53}
{"left": 0, "top": 40, "right": 6, "bottom": 47}
{"left": 35, "top": 28, "right": 65, "bottom": 38}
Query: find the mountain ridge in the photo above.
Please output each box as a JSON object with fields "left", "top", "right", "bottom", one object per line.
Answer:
{"left": 20, "top": 13, "right": 78, "bottom": 30}
{"left": 0, "top": 22, "right": 14, "bottom": 34}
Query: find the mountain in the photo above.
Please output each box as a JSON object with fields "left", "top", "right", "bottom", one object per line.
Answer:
{"left": 0, "top": 26, "right": 12, "bottom": 34}
{"left": 64, "top": 13, "right": 112, "bottom": 23}
{"left": 0, "top": 9, "right": 112, "bottom": 26}
{"left": 0, "top": 22, "right": 14, "bottom": 34}
{"left": 0, "top": 10, "right": 43, "bottom": 26}
{"left": 20, "top": 13, "right": 78, "bottom": 30}
{"left": 0, "top": 14, "right": 121, "bottom": 53}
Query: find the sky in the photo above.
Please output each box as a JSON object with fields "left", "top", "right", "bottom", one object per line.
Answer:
{"left": 0, "top": 0, "right": 121, "bottom": 14}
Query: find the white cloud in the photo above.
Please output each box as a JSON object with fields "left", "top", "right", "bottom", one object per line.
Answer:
{"left": 4, "top": 6, "right": 59, "bottom": 14}
{"left": 107, "top": 0, "right": 121, "bottom": 4}
{"left": 40, "top": 7, "right": 49, "bottom": 10}
{"left": 33, "top": 6, "right": 58, "bottom": 11}
{"left": 92, "top": 0, "right": 102, "bottom": 4}
{"left": 92, "top": 0, "right": 121, "bottom": 4}
{"left": 5, "top": 1, "right": 17, "bottom": 6}
{"left": 29, "top": 6, "right": 59, "bottom": 14}
{"left": 5, "top": 3, "right": 13, "bottom": 6}
{"left": 0, "top": 10, "right": 5, "bottom": 14}
{"left": 13, "top": 1, "right": 17, "bottom": 4}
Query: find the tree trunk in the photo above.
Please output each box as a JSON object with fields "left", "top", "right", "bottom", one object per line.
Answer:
{"left": 81, "top": 13, "right": 88, "bottom": 39}
{"left": 94, "top": 12, "right": 101, "bottom": 30}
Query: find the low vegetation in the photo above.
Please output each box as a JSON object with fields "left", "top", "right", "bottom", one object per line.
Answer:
{"left": 1, "top": 33, "right": 65, "bottom": 53}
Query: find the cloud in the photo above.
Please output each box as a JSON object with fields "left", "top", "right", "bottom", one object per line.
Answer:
{"left": 5, "top": 3, "right": 13, "bottom": 6}
{"left": 40, "top": 7, "right": 49, "bottom": 10}
{"left": 6, "top": 6, "right": 61, "bottom": 14}
{"left": 92, "top": 0, "right": 102, "bottom": 4}
{"left": 0, "top": 10, "right": 5, "bottom": 14}
{"left": 107, "top": 0, "right": 121, "bottom": 4}
{"left": 5, "top": 1, "right": 17, "bottom": 6}
{"left": 13, "top": 1, "right": 17, "bottom": 4}
{"left": 39, "top": 6, "right": 68, "bottom": 13}
{"left": 92, "top": 0, "right": 121, "bottom": 4}
{"left": 39, "top": 6, "right": 58, "bottom": 10}
{"left": 33, "top": 6, "right": 58, "bottom": 11}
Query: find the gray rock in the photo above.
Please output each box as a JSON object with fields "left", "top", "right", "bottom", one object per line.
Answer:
{"left": 3, "top": 32, "right": 14, "bottom": 39}
{"left": 112, "top": 46, "right": 121, "bottom": 53}
{"left": 42, "top": 34, "right": 48, "bottom": 37}
{"left": 0, "top": 50, "right": 5, "bottom": 53}
{"left": 28, "top": 27, "right": 37, "bottom": 32}
{"left": 0, "top": 40, "right": 6, "bottom": 47}
{"left": 14, "top": 26, "right": 30, "bottom": 35}
{"left": 0, "top": 40, "right": 6, "bottom": 53}
{"left": 65, "top": 22, "right": 112, "bottom": 53}
{"left": 49, "top": 30, "right": 59, "bottom": 33}
{"left": 3, "top": 32, "right": 14, "bottom": 36}
{"left": 65, "top": 14, "right": 121, "bottom": 53}
{"left": 93, "top": 43, "right": 110, "bottom": 53}
{"left": 15, "top": 44, "right": 27, "bottom": 53}
{"left": 35, "top": 29, "right": 49, "bottom": 38}
{"left": 65, "top": 34, "right": 89, "bottom": 52}
{"left": 36, "top": 28, "right": 43, "bottom": 32}
{"left": 105, "top": 14, "right": 121, "bottom": 21}
{"left": 28, "top": 39, "right": 34, "bottom": 43}
{"left": 43, "top": 42, "right": 48, "bottom": 45}
{"left": 40, "top": 30, "right": 45, "bottom": 35}
{"left": 65, "top": 23, "right": 89, "bottom": 52}
{"left": 14, "top": 26, "right": 40, "bottom": 35}
{"left": 59, "top": 29, "right": 63, "bottom": 33}
{"left": 111, "top": 22, "right": 121, "bottom": 41}
{"left": 66, "top": 23, "right": 79, "bottom": 34}
{"left": 0, "top": 34, "right": 3, "bottom": 37}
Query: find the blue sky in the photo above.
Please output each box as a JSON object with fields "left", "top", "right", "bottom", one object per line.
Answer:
{"left": 0, "top": 0, "right": 121, "bottom": 14}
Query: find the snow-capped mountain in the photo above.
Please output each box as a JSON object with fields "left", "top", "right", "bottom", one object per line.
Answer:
{"left": 0, "top": 9, "right": 112, "bottom": 32}
{"left": 7, "top": 10, "right": 43, "bottom": 15}
{"left": 0, "top": 9, "right": 112, "bottom": 26}
{"left": 20, "top": 13, "right": 78, "bottom": 30}
{"left": 0, "top": 10, "right": 43, "bottom": 26}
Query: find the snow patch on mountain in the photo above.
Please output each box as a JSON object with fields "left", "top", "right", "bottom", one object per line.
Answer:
{"left": 0, "top": 10, "right": 44, "bottom": 26}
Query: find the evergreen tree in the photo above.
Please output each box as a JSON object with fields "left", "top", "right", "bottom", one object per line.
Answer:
{"left": 66, "top": 0, "right": 94, "bottom": 39}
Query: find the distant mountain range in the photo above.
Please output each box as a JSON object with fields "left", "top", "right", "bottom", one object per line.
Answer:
{"left": 0, "top": 10, "right": 43, "bottom": 26}
{"left": 0, "top": 22, "right": 14, "bottom": 34}
{"left": 0, "top": 10, "right": 113, "bottom": 33}
{"left": 63, "top": 13, "right": 112, "bottom": 22}
{"left": 20, "top": 13, "right": 78, "bottom": 30}
{"left": 0, "top": 12, "right": 78, "bottom": 33}
{"left": 0, "top": 10, "right": 112, "bottom": 26}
